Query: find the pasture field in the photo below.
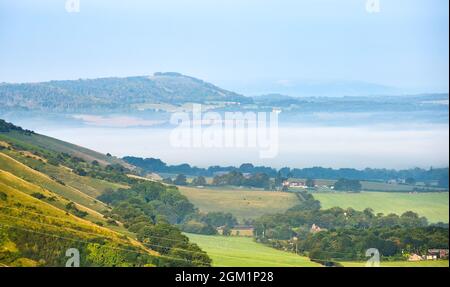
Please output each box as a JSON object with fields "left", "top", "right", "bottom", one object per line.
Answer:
{"left": 314, "top": 192, "right": 449, "bottom": 223}
{"left": 340, "top": 260, "right": 449, "bottom": 267}
{"left": 360, "top": 181, "right": 442, "bottom": 192}
{"left": 186, "top": 233, "right": 321, "bottom": 267}
{"left": 186, "top": 234, "right": 448, "bottom": 267}
{"left": 289, "top": 178, "right": 443, "bottom": 192}
{"left": 179, "top": 186, "right": 299, "bottom": 221}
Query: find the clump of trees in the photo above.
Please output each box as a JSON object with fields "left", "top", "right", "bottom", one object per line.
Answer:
{"left": 304, "top": 226, "right": 449, "bottom": 261}
{"left": 191, "top": 176, "right": 207, "bottom": 186}
{"left": 30, "top": 150, "right": 137, "bottom": 185}
{"left": 180, "top": 220, "right": 217, "bottom": 235}
{"left": 253, "top": 194, "right": 448, "bottom": 262}
{"left": 333, "top": 178, "right": 362, "bottom": 192}
{"left": 173, "top": 174, "right": 187, "bottom": 186}
{"left": 305, "top": 178, "right": 315, "bottom": 188}
{"left": 0, "top": 119, "right": 34, "bottom": 134}
{"left": 31, "top": 192, "right": 47, "bottom": 200}
{"left": 165, "top": 171, "right": 272, "bottom": 189}
{"left": 438, "top": 174, "right": 449, "bottom": 188}
{"left": 180, "top": 212, "right": 238, "bottom": 235}
{"left": 212, "top": 171, "right": 271, "bottom": 189}
{"left": 136, "top": 221, "right": 211, "bottom": 267}
{"left": 65, "top": 202, "right": 88, "bottom": 218}
{"left": 0, "top": 192, "right": 7, "bottom": 201}
{"left": 98, "top": 182, "right": 196, "bottom": 225}
{"left": 97, "top": 181, "right": 212, "bottom": 266}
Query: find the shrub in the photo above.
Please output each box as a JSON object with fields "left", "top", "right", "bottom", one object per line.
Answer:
{"left": 0, "top": 192, "right": 7, "bottom": 201}
{"left": 31, "top": 192, "right": 47, "bottom": 200}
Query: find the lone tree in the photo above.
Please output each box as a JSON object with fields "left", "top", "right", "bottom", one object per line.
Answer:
{"left": 333, "top": 178, "right": 362, "bottom": 192}
{"left": 174, "top": 174, "right": 187, "bottom": 186}
{"left": 438, "top": 174, "right": 449, "bottom": 188}
{"left": 192, "top": 176, "right": 207, "bottom": 186}
{"left": 405, "top": 177, "right": 416, "bottom": 185}
{"left": 306, "top": 178, "right": 316, "bottom": 188}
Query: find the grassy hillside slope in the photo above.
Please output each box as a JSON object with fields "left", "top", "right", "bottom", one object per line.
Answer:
{"left": 0, "top": 152, "right": 109, "bottom": 218}
{"left": 0, "top": 131, "right": 131, "bottom": 168}
{"left": 1, "top": 120, "right": 212, "bottom": 267}
{"left": 0, "top": 173, "right": 159, "bottom": 266}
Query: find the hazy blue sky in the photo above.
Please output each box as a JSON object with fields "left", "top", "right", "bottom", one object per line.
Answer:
{"left": 0, "top": 0, "right": 448, "bottom": 93}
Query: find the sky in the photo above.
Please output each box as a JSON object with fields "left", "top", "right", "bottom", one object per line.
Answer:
{"left": 0, "top": 0, "right": 449, "bottom": 94}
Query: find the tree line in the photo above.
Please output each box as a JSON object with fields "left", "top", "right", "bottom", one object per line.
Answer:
{"left": 124, "top": 156, "right": 449, "bottom": 187}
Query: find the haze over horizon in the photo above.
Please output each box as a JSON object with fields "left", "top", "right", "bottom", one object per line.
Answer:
{"left": 0, "top": 0, "right": 448, "bottom": 96}
{"left": 0, "top": 0, "right": 448, "bottom": 168}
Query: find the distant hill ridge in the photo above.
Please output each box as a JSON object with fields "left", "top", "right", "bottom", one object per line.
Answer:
{"left": 123, "top": 156, "right": 449, "bottom": 187}
{"left": 0, "top": 72, "right": 252, "bottom": 112}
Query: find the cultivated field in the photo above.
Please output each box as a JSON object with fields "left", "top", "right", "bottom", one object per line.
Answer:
{"left": 186, "top": 233, "right": 321, "bottom": 267}
{"left": 179, "top": 186, "right": 299, "bottom": 221}
{"left": 314, "top": 192, "right": 449, "bottom": 223}
{"left": 290, "top": 178, "right": 444, "bottom": 192}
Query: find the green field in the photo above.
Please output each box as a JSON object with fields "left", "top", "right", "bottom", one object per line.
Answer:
{"left": 340, "top": 260, "right": 449, "bottom": 267}
{"left": 290, "top": 178, "right": 444, "bottom": 193}
{"left": 186, "top": 234, "right": 449, "bottom": 267}
{"left": 179, "top": 186, "right": 300, "bottom": 221}
{"left": 314, "top": 192, "right": 449, "bottom": 223}
{"left": 186, "top": 233, "right": 321, "bottom": 267}
{"left": 0, "top": 152, "right": 109, "bottom": 214}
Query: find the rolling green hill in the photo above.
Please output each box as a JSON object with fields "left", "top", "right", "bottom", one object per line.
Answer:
{"left": 0, "top": 73, "right": 251, "bottom": 113}
{"left": 0, "top": 170, "right": 159, "bottom": 266}
{"left": 0, "top": 152, "right": 110, "bottom": 219}
{"left": 0, "top": 130, "right": 131, "bottom": 168}
{"left": 1, "top": 119, "right": 212, "bottom": 267}
{"left": 1, "top": 120, "right": 162, "bottom": 266}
